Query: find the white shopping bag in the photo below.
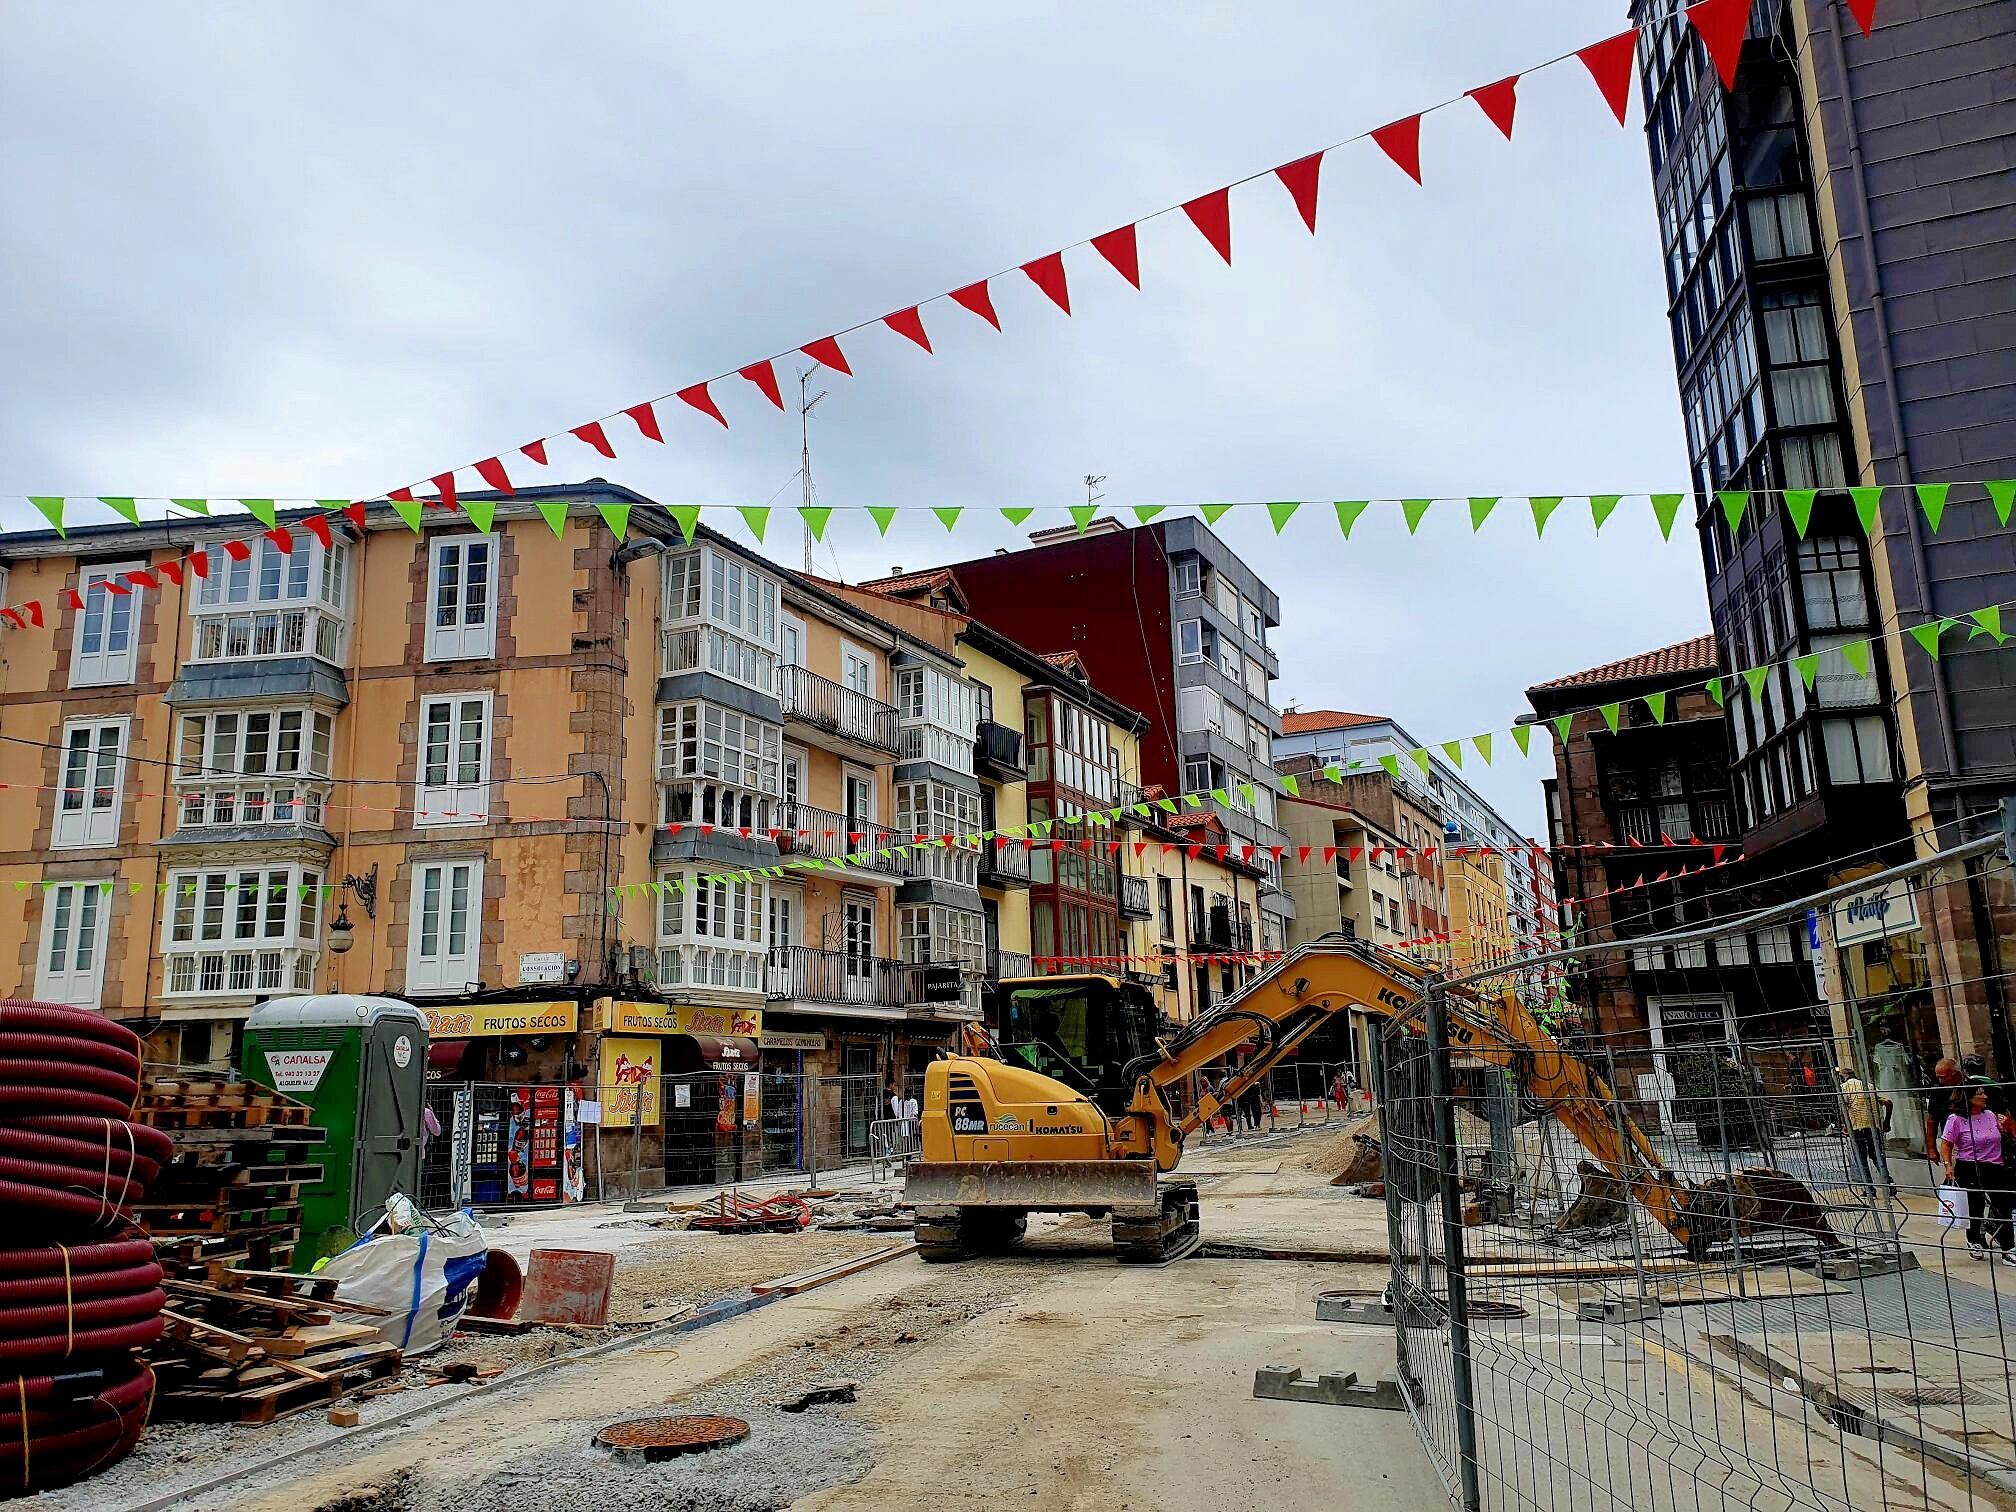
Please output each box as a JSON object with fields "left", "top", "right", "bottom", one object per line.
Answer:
{"left": 315, "top": 1202, "right": 489, "bottom": 1355}
{"left": 1936, "top": 1183, "right": 1970, "bottom": 1231}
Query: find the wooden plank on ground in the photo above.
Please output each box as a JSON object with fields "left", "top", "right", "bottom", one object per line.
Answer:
{"left": 752, "top": 1241, "right": 918, "bottom": 1296}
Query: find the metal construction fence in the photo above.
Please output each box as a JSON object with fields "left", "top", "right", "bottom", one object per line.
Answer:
{"left": 1376, "top": 830, "right": 2016, "bottom": 1510}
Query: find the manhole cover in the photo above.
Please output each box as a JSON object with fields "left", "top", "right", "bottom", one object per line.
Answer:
{"left": 594, "top": 1414, "right": 750, "bottom": 1462}
{"left": 1466, "top": 1299, "right": 1530, "bottom": 1321}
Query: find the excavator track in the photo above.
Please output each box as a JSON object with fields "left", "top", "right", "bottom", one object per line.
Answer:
{"left": 915, "top": 1207, "right": 1027, "bottom": 1263}
{"left": 1113, "top": 1180, "right": 1201, "bottom": 1264}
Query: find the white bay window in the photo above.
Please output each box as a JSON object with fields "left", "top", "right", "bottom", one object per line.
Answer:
{"left": 658, "top": 701, "right": 780, "bottom": 829}
{"left": 191, "top": 536, "right": 349, "bottom": 666}
{"left": 656, "top": 869, "right": 766, "bottom": 991}
{"left": 661, "top": 548, "right": 780, "bottom": 692}
{"left": 176, "top": 706, "right": 334, "bottom": 829}
{"left": 162, "top": 864, "right": 322, "bottom": 997}
{"left": 895, "top": 781, "right": 981, "bottom": 887}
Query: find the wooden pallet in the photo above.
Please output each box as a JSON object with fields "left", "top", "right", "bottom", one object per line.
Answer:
{"left": 139, "top": 1201, "right": 305, "bottom": 1236}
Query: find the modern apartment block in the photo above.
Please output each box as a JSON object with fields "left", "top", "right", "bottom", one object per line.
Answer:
{"left": 1631, "top": 0, "right": 2016, "bottom": 1071}
{"left": 861, "top": 514, "right": 1294, "bottom": 951}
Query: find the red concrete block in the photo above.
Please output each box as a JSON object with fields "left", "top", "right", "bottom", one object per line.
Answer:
{"left": 521, "top": 1247, "right": 615, "bottom": 1327}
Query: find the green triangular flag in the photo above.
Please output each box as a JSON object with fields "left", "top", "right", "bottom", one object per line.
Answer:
{"left": 1468, "top": 497, "right": 1498, "bottom": 531}
{"left": 1155, "top": 797, "right": 1178, "bottom": 814}
{"left": 798, "top": 505, "right": 831, "bottom": 541}
{"left": 1472, "top": 732, "right": 1493, "bottom": 765}
{"left": 1706, "top": 676, "right": 1728, "bottom": 706}
{"left": 1529, "top": 496, "right": 1564, "bottom": 537}
{"left": 1401, "top": 498, "right": 1433, "bottom": 535}
{"left": 1321, "top": 763, "right": 1343, "bottom": 783}
{"left": 1916, "top": 484, "right": 1950, "bottom": 533}
{"left": 1988, "top": 481, "right": 2015, "bottom": 527}
{"left": 1199, "top": 504, "right": 1233, "bottom": 526}
{"left": 1588, "top": 495, "right": 1622, "bottom": 531}
{"left": 1850, "top": 485, "right": 1884, "bottom": 534}
{"left": 28, "top": 497, "right": 65, "bottom": 536}
{"left": 1968, "top": 606, "right": 2007, "bottom": 644}
{"left": 1793, "top": 652, "right": 1819, "bottom": 690}
{"left": 1210, "top": 787, "right": 1231, "bottom": 807}
{"left": 1378, "top": 754, "right": 1402, "bottom": 780}
{"left": 1182, "top": 793, "right": 1202, "bottom": 809}
{"left": 464, "top": 496, "right": 497, "bottom": 534}
{"left": 597, "top": 501, "right": 632, "bottom": 539}
{"left": 1909, "top": 620, "right": 1947, "bottom": 660}
{"left": 241, "top": 498, "right": 278, "bottom": 529}
{"left": 1070, "top": 504, "right": 1100, "bottom": 532}
{"left": 1644, "top": 691, "right": 1668, "bottom": 725}
{"left": 1650, "top": 493, "right": 1685, "bottom": 540}
{"left": 657, "top": 505, "right": 695, "bottom": 543}
{"left": 1509, "top": 725, "right": 1532, "bottom": 757}
{"left": 1551, "top": 714, "right": 1574, "bottom": 744}
{"left": 1236, "top": 782, "right": 1256, "bottom": 806}
{"left": 1599, "top": 702, "right": 1622, "bottom": 733}
{"left": 1333, "top": 500, "right": 1371, "bottom": 537}
{"left": 535, "top": 500, "right": 569, "bottom": 539}
{"left": 1783, "top": 489, "right": 1817, "bottom": 538}
{"left": 1266, "top": 501, "right": 1300, "bottom": 533}
{"left": 1279, "top": 774, "right": 1300, "bottom": 798}
{"left": 737, "top": 505, "right": 771, "bottom": 541}
{"left": 170, "top": 497, "right": 211, "bottom": 516}
{"left": 1440, "top": 740, "right": 1463, "bottom": 768}
{"left": 932, "top": 506, "right": 963, "bottom": 532}
{"left": 1409, "top": 748, "right": 1431, "bottom": 777}
{"left": 98, "top": 496, "right": 140, "bottom": 524}
{"left": 1841, "top": 639, "right": 1871, "bottom": 677}
{"left": 1131, "top": 505, "right": 1165, "bottom": 523}
{"left": 390, "top": 494, "right": 424, "bottom": 531}
{"left": 1718, "top": 490, "right": 1749, "bottom": 533}
{"left": 1742, "top": 665, "right": 1770, "bottom": 702}
{"left": 1001, "top": 507, "right": 1034, "bottom": 525}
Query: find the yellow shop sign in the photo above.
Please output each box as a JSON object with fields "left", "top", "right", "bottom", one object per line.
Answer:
{"left": 423, "top": 1001, "right": 579, "bottom": 1039}
{"left": 608, "top": 1001, "right": 762, "bottom": 1039}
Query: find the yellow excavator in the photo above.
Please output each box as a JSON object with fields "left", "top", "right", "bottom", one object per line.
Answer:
{"left": 907, "top": 934, "right": 1696, "bottom": 1263}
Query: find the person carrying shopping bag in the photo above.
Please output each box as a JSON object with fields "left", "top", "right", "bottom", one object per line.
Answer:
{"left": 1939, "top": 1085, "right": 2016, "bottom": 1261}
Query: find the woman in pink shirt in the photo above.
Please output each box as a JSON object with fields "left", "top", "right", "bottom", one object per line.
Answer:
{"left": 1939, "top": 1086, "right": 2014, "bottom": 1260}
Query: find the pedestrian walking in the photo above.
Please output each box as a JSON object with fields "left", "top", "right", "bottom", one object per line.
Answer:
{"left": 1938, "top": 1085, "right": 2015, "bottom": 1260}
{"left": 1836, "top": 1064, "right": 1890, "bottom": 1187}
{"left": 902, "top": 1088, "right": 921, "bottom": 1152}
{"left": 1240, "top": 1080, "right": 1264, "bottom": 1132}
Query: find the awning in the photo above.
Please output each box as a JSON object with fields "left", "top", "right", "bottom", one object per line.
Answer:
{"left": 690, "top": 1034, "right": 759, "bottom": 1066}
{"left": 427, "top": 1040, "right": 472, "bottom": 1072}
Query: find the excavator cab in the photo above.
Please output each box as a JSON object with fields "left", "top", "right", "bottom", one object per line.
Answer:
{"left": 987, "top": 974, "right": 1161, "bottom": 1118}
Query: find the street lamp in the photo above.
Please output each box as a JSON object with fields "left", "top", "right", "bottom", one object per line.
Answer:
{"left": 328, "top": 903, "right": 355, "bottom": 956}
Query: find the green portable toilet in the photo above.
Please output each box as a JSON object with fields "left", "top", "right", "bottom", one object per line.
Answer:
{"left": 242, "top": 994, "right": 429, "bottom": 1267}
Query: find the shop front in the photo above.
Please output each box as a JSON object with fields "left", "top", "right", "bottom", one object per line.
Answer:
{"left": 597, "top": 1000, "right": 763, "bottom": 1189}
{"left": 416, "top": 999, "right": 588, "bottom": 1207}
{"left": 1826, "top": 876, "right": 1936, "bottom": 1154}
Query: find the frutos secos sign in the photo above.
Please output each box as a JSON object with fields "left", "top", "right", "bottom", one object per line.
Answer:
{"left": 1830, "top": 879, "right": 1920, "bottom": 948}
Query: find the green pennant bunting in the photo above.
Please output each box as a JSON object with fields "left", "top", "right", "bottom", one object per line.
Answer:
{"left": 1377, "top": 754, "right": 1402, "bottom": 780}
{"left": 1401, "top": 498, "right": 1433, "bottom": 535}
{"left": 737, "top": 505, "right": 771, "bottom": 540}
{"left": 1850, "top": 485, "right": 1884, "bottom": 535}
{"left": 1182, "top": 792, "right": 1202, "bottom": 809}
{"left": 241, "top": 498, "right": 278, "bottom": 529}
{"left": 1968, "top": 606, "right": 2008, "bottom": 644}
{"left": 464, "top": 496, "right": 497, "bottom": 534}
{"left": 1236, "top": 782, "right": 1256, "bottom": 806}
{"left": 1551, "top": 714, "right": 1574, "bottom": 744}
{"left": 1529, "top": 496, "right": 1564, "bottom": 537}
{"left": 390, "top": 494, "right": 424, "bottom": 532}
{"left": 1209, "top": 787, "right": 1231, "bottom": 807}
{"left": 171, "top": 497, "right": 211, "bottom": 516}
{"left": 1408, "top": 748, "right": 1431, "bottom": 777}
{"left": 798, "top": 505, "right": 831, "bottom": 541}
{"left": 1599, "top": 702, "right": 1622, "bottom": 733}
{"left": 1155, "top": 797, "right": 1178, "bottom": 814}
{"left": 1783, "top": 489, "right": 1817, "bottom": 538}
{"left": 1916, "top": 484, "right": 1950, "bottom": 533}
{"left": 1001, "top": 507, "right": 1034, "bottom": 525}
{"left": 665, "top": 504, "right": 700, "bottom": 543}
{"left": 1588, "top": 495, "right": 1622, "bottom": 531}
{"left": 1793, "top": 652, "right": 1819, "bottom": 690}
{"left": 1199, "top": 504, "right": 1233, "bottom": 526}
{"left": 12, "top": 881, "right": 25, "bottom": 893}
{"left": 1742, "top": 665, "right": 1770, "bottom": 702}
{"left": 1468, "top": 497, "right": 1498, "bottom": 531}
{"left": 1909, "top": 620, "right": 1947, "bottom": 660}
{"left": 1706, "top": 677, "right": 1725, "bottom": 706}
{"left": 1278, "top": 774, "right": 1300, "bottom": 798}
{"left": 1333, "top": 500, "right": 1371, "bottom": 538}
{"left": 1440, "top": 740, "right": 1463, "bottom": 767}
{"left": 98, "top": 496, "right": 140, "bottom": 524}
{"left": 932, "top": 506, "right": 963, "bottom": 531}
{"left": 1644, "top": 691, "right": 1668, "bottom": 724}
{"left": 1718, "top": 490, "right": 1749, "bottom": 533}
{"left": 1319, "top": 762, "right": 1342, "bottom": 783}
{"left": 1266, "top": 501, "right": 1299, "bottom": 533}
{"left": 1509, "top": 725, "right": 1532, "bottom": 757}
{"left": 1069, "top": 504, "right": 1103, "bottom": 533}
{"left": 27, "top": 497, "right": 65, "bottom": 536}
{"left": 1472, "top": 732, "right": 1493, "bottom": 765}
{"left": 535, "top": 499, "right": 569, "bottom": 539}
{"left": 1132, "top": 505, "right": 1165, "bottom": 523}
{"left": 1841, "top": 639, "right": 1871, "bottom": 677}
{"left": 1988, "top": 481, "right": 2016, "bottom": 528}
{"left": 1650, "top": 493, "right": 1685, "bottom": 541}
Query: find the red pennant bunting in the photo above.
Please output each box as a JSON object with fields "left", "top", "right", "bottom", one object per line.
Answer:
{"left": 62, "top": 588, "right": 84, "bottom": 612}
{"left": 1577, "top": 31, "right": 1638, "bottom": 124}
{"left": 521, "top": 438, "right": 549, "bottom": 466}
{"left": 388, "top": 487, "right": 414, "bottom": 503}
{"left": 884, "top": 306, "right": 932, "bottom": 352}
{"left": 1845, "top": 0, "right": 1877, "bottom": 35}
{"left": 23, "top": 601, "right": 41, "bottom": 629}
{"left": 619, "top": 401, "right": 662, "bottom": 442}
{"left": 571, "top": 421, "right": 617, "bottom": 459}
{"left": 1, "top": 610, "right": 21, "bottom": 630}
{"left": 1321, "top": 847, "right": 1337, "bottom": 864}
{"left": 1239, "top": 845, "right": 1254, "bottom": 862}
{"left": 1091, "top": 224, "right": 1140, "bottom": 288}
{"left": 1467, "top": 76, "right": 1519, "bottom": 139}
{"left": 123, "top": 568, "right": 157, "bottom": 591}
{"left": 343, "top": 501, "right": 367, "bottom": 531}
{"left": 1687, "top": 0, "right": 1749, "bottom": 90}
{"left": 303, "top": 514, "right": 334, "bottom": 549}
{"left": 1297, "top": 846, "right": 1312, "bottom": 863}
{"left": 103, "top": 578, "right": 130, "bottom": 597}
{"left": 801, "top": 336, "right": 852, "bottom": 376}
{"left": 949, "top": 280, "right": 1001, "bottom": 331}
{"left": 473, "top": 457, "right": 514, "bottom": 496}
{"left": 1186, "top": 844, "right": 1202, "bottom": 860}
{"left": 1712, "top": 846, "right": 1726, "bottom": 863}
{"left": 156, "top": 559, "right": 184, "bottom": 587}
{"left": 265, "top": 527, "right": 294, "bottom": 555}
{"left": 1274, "top": 152, "right": 1323, "bottom": 232}
{"left": 1371, "top": 115, "right": 1423, "bottom": 184}
{"left": 222, "top": 539, "right": 251, "bottom": 564}
{"left": 1181, "top": 188, "right": 1232, "bottom": 264}
{"left": 1133, "top": 842, "right": 1148, "bottom": 857}
{"left": 430, "top": 472, "right": 458, "bottom": 513}
{"left": 1021, "top": 253, "right": 1070, "bottom": 315}
{"left": 188, "top": 550, "right": 208, "bottom": 580}
{"left": 737, "top": 363, "right": 784, "bottom": 411}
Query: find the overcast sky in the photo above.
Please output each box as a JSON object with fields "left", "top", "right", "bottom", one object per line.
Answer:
{"left": 0, "top": 1, "right": 1711, "bottom": 833}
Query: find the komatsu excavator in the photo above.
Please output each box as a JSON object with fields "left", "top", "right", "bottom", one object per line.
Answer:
{"left": 907, "top": 934, "right": 1698, "bottom": 1263}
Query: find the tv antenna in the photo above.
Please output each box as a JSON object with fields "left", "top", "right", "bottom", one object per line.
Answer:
{"left": 799, "top": 368, "right": 829, "bottom": 571}
{"left": 1083, "top": 474, "right": 1106, "bottom": 508}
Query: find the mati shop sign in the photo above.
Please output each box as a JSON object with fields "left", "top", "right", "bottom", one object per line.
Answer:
{"left": 1831, "top": 878, "right": 1920, "bottom": 948}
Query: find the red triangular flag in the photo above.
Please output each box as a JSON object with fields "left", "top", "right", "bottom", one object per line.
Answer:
{"left": 430, "top": 472, "right": 458, "bottom": 513}
{"left": 473, "top": 457, "right": 514, "bottom": 495}
{"left": 1577, "top": 31, "right": 1638, "bottom": 125}
{"left": 1274, "top": 152, "right": 1323, "bottom": 232}
{"left": 1688, "top": 0, "right": 1749, "bottom": 90}
{"left": 884, "top": 306, "right": 932, "bottom": 352}
{"left": 156, "top": 559, "right": 185, "bottom": 587}
{"left": 23, "top": 602, "right": 42, "bottom": 629}
{"left": 1467, "top": 76, "right": 1519, "bottom": 139}
{"left": 388, "top": 486, "right": 414, "bottom": 503}
{"left": 801, "top": 336, "right": 852, "bottom": 376}
{"left": 1297, "top": 845, "right": 1311, "bottom": 863}
{"left": 1133, "top": 841, "right": 1148, "bottom": 857}
{"left": 1181, "top": 188, "right": 1232, "bottom": 264}
{"left": 1371, "top": 116, "right": 1423, "bottom": 184}
{"left": 1321, "top": 847, "right": 1337, "bottom": 864}
{"left": 571, "top": 421, "right": 616, "bottom": 459}
{"left": 1845, "top": 0, "right": 1877, "bottom": 34}
{"left": 1, "top": 609, "right": 21, "bottom": 630}
{"left": 264, "top": 527, "right": 294, "bottom": 556}
{"left": 343, "top": 501, "right": 367, "bottom": 530}
{"left": 521, "top": 439, "right": 549, "bottom": 466}
{"left": 303, "top": 514, "right": 333, "bottom": 549}
{"left": 1712, "top": 845, "right": 1726, "bottom": 863}
{"left": 123, "top": 568, "right": 157, "bottom": 591}
{"left": 738, "top": 362, "right": 785, "bottom": 411}
{"left": 1091, "top": 225, "right": 1140, "bottom": 288}
{"left": 949, "top": 281, "right": 1001, "bottom": 331}
{"left": 222, "top": 539, "right": 251, "bottom": 564}
{"left": 187, "top": 550, "right": 208, "bottom": 580}
{"left": 1021, "top": 253, "right": 1070, "bottom": 314}
{"left": 625, "top": 401, "right": 665, "bottom": 441}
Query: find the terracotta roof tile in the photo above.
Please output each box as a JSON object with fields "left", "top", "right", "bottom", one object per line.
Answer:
{"left": 1529, "top": 634, "right": 1719, "bottom": 693}
{"left": 1280, "top": 709, "right": 1385, "bottom": 735}
{"left": 858, "top": 567, "right": 957, "bottom": 595}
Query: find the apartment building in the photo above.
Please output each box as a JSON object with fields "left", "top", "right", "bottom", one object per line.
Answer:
{"left": 1275, "top": 756, "right": 1448, "bottom": 954}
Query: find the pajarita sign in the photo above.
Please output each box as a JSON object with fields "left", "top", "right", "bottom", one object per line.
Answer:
{"left": 608, "top": 1001, "right": 762, "bottom": 1039}
{"left": 423, "top": 1001, "right": 579, "bottom": 1038}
